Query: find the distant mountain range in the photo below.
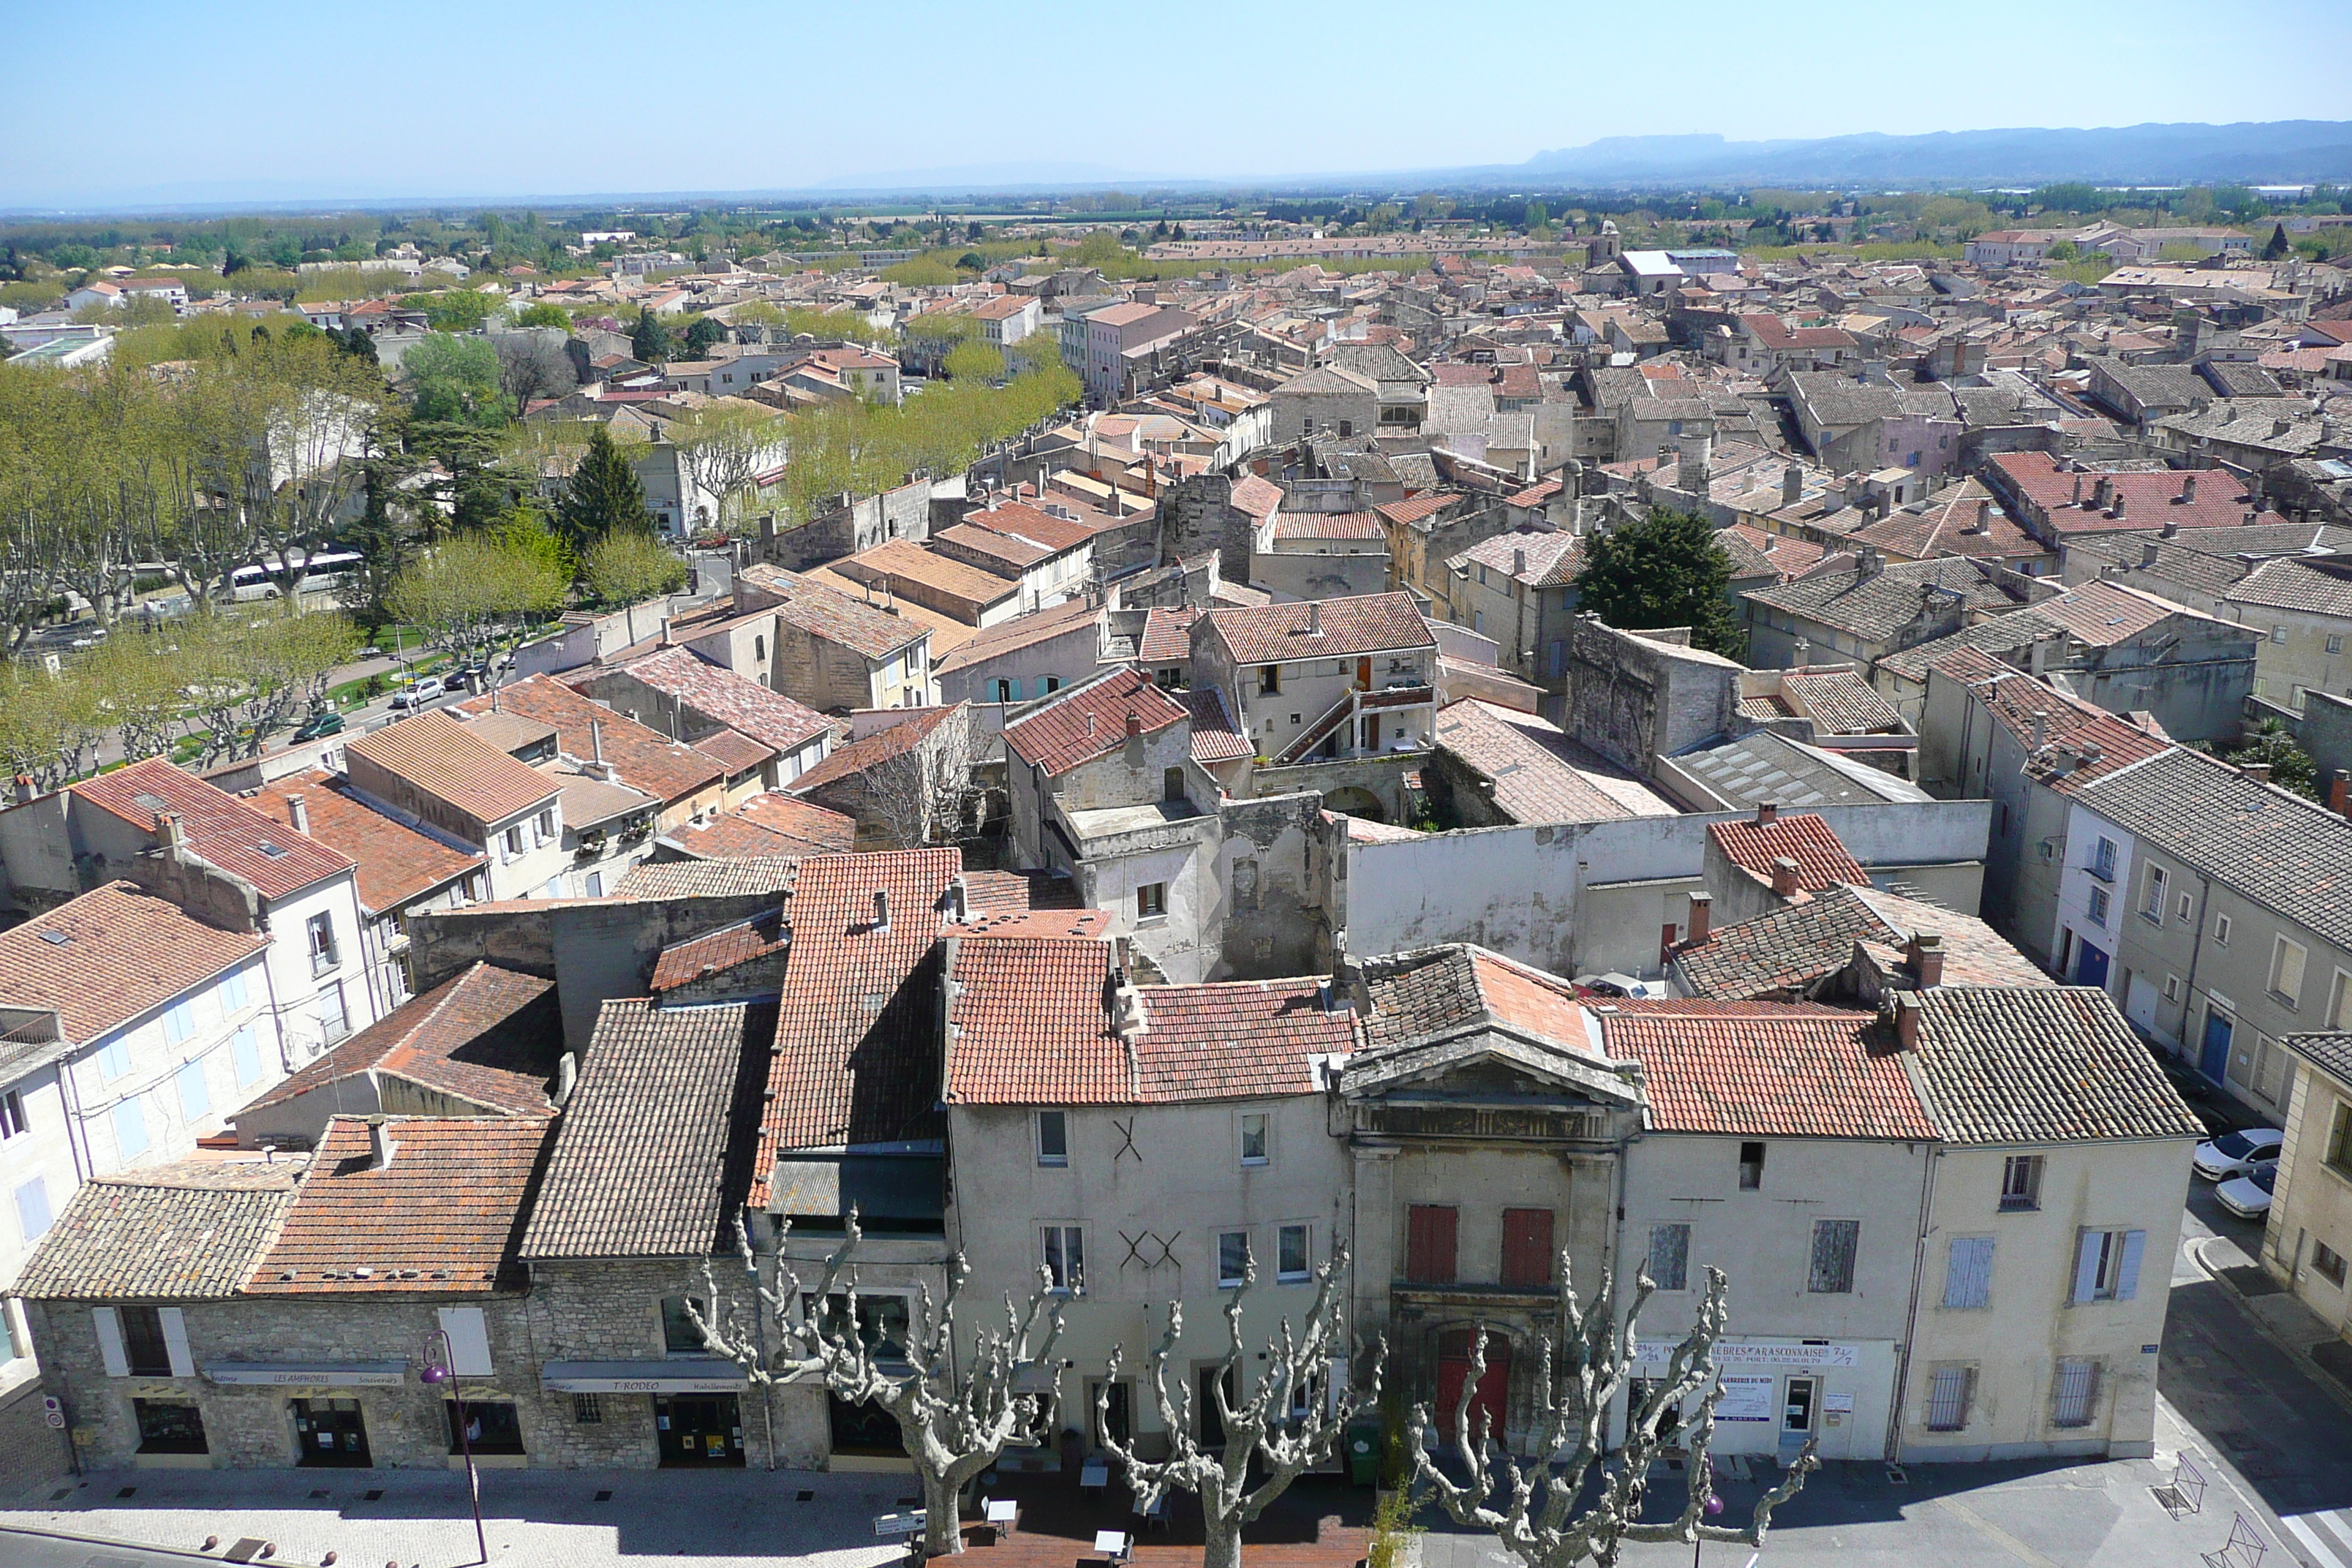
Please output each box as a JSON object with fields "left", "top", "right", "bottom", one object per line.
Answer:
{"left": 1507, "top": 122, "right": 2352, "bottom": 186}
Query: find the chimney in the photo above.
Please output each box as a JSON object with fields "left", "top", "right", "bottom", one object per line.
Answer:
{"left": 2029, "top": 634, "right": 2052, "bottom": 676}
{"left": 591, "top": 719, "right": 606, "bottom": 766}
{"left": 1891, "top": 990, "right": 1923, "bottom": 1052}
{"left": 2093, "top": 477, "right": 2113, "bottom": 510}
{"left": 2332, "top": 770, "right": 2351, "bottom": 818}
{"left": 2030, "top": 710, "right": 2051, "bottom": 750}
{"left": 1512, "top": 546, "right": 1528, "bottom": 578}
{"left": 1686, "top": 890, "right": 1713, "bottom": 946}
{"left": 660, "top": 616, "right": 674, "bottom": 646}
{"left": 1112, "top": 934, "right": 1131, "bottom": 981}
{"left": 2141, "top": 540, "right": 2160, "bottom": 568}
{"left": 2071, "top": 475, "right": 2084, "bottom": 506}
{"left": 552, "top": 1052, "right": 578, "bottom": 1108}
{"left": 1125, "top": 710, "right": 1143, "bottom": 739}
{"left": 285, "top": 794, "right": 309, "bottom": 834}
{"left": 2180, "top": 474, "right": 2198, "bottom": 505}
{"left": 1770, "top": 856, "right": 1800, "bottom": 898}
{"left": 1307, "top": 600, "right": 1323, "bottom": 636}
{"left": 2240, "top": 761, "right": 2272, "bottom": 783}
{"left": 1783, "top": 463, "right": 1804, "bottom": 505}
{"left": 2274, "top": 418, "right": 2293, "bottom": 438}
{"left": 1793, "top": 637, "right": 1810, "bottom": 668}
{"left": 2160, "top": 517, "right": 2179, "bottom": 538}
{"left": 872, "top": 888, "right": 892, "bottom": 932}
{"left": 1972, "top": 499, "right": 1991, "bottom": 534}
{"left": 1908, "top": 931, "right": 1945, "bottom": 988}
{"left": 155, "top": 811, "right": 184, "bottom": 850}
{"left": 2108, "top": 494, "right": 2125, "bottom": 522}
{"left": 947, "top": 874, "right": 969, "bottom": 923}
{"left": 10, "top": 774, "right": 31, "bottom": 807}
{"left": 366, "top": 1116, "right": 396, "bottom": 1171}
{"left": 1757, "top": 800, "right": 1778, "bottom": 825}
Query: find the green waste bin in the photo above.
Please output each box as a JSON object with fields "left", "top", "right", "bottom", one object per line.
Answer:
{"left": 1346, "top": 1419, "right": 1382, "bottom": 1485}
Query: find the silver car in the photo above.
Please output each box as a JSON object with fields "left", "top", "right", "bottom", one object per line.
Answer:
{"left": 2215, "top": 1165, "right": 2276, "bottom": 1221}
{"left": 2193, "top": 1127, "right": 2284, "bottom": 1182}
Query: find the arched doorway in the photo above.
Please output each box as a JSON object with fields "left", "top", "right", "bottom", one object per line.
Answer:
{"left": 1434, "top": 1328, "right": 1512, "bottom": 1447}
{"left": 1324, "top": 785, "right": 1386, "bottom": 823}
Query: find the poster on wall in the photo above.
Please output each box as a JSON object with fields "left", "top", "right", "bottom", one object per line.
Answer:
{"left": 1716, "top": 1376, "right": 1776, "bottom": 1422}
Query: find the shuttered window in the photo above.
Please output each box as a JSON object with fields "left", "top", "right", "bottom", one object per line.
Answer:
{"left": 1406, "top": 1205, "right": 1458, "bottom": 1285}
{"left": 1809, "top": 1218, "right": 1860, "bottom": 1294}
{"left": 1942, "top": 1237, "right": 1994, "bottom": 1309}
{"left": 1648, "top": 1223, "right": 1691, "bottom": 1292}
{"left": 1500, "top": 1208, "right": 1553, "bottom": 1289}
{"left": 2051, "top": 1358, "right": 2100, "bottom": 1428}
{"left": 1925, "top": 1366, "right": 1975, "bottom": 1431}
{"left": 2070, "top": 1229, "right": 2146, "bottom": 1304}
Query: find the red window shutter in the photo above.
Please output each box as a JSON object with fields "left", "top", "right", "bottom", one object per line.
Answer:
{"left": 1407, "top": 1205, "right": 1459, "bottom": 1284}
{"left": 1501, "top": 1208, "right": 1554, "bottom": 1289}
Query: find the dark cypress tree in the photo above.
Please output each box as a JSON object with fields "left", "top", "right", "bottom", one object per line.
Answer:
{"left": 2264, "top": 222, "right": 2291, "bottom": 260}
{"left": 682, "top": 316, "right": 727, "bottom": 357}
{"left": 557, "top": 425, "right": 655, "bottom": 553}
{"left": 631, "top": 310, "right": 674, "bottom": 364}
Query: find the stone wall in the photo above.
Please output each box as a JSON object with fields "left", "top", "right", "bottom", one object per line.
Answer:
{"left": 1158, "top": 475, "right": 1256, "bottom": 584}
{"left": 1560, "top": 617, "right": 1741, "bottom": 774}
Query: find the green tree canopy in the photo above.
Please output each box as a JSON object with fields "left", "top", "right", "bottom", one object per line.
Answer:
{"left": 943, "top": 339, "right": 1006, "bottom": 382}
{"left": 632, "top": 311, "right": 674, "bottom": 363}
{"left": 404, "top": 332, "right": 510, "bottom": 428}
{"left": 1568, "top": 507, "right": 1744, "bottom": 657}
{"left": 683, "top": 315, "right": 728, "bottom": 357}
{"left": 581, "top": 529, "right": 687, "bottom": 607}
{"left": 514, "top": 301, "right": 571, "bottom": 330}
{"left": 555, "top": 424, "right": 655, "bottom": 551}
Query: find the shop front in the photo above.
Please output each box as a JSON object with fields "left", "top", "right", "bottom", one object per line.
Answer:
{"left": 540, "top": 1359, "right": 751, "bottom": 1469}
{"left": 1626, "top": 1338, "right": 1895, "bottom": 1462}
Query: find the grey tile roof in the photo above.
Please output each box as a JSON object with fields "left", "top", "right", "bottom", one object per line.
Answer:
{"left": 2282, "top": 1030, "right": 2352, "bottom": 1087}
{"left": 1912, "top": 986, "right": 2204, "bottom": 1145}
{"left": 2075, "top": 745, "right": 2352, "bottom": 949}
{"left": 2225, "top": 556, "right": 2352, "bottom": 619}
{"left": 1744, "top": 556, "right": 2025, "bottom": 643}
{"left": 518, "top": 998, "right": 774, "bottom": 1260}
{"left": 612, "top": 858, "right": 802, "bottom": 901}
{"left": 13, "top": 1164, "right": 297, "bottom": 1300}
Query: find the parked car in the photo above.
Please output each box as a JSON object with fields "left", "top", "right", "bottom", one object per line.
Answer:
{"left": 2215, "top": 1165, "right": 2277, "bottom": 1221}
{"left": 1573, "top": 973, "right": 1661, "bottom": 1000}
{"left": 354, "top": 645, "right": 384, "bottom": 659}
{"left": 2193, "top": 1127, "right": 2285, "bottom": 1182}
{"left": 387, "top": 675, "right": 445, "bottom": 710}
{"left": 290, "top": 711, "right": 346, "bottom": 742}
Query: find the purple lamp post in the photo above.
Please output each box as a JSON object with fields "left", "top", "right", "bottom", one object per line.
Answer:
{"left": 421, "top": 1328, "right": 489, "bottom": 1566}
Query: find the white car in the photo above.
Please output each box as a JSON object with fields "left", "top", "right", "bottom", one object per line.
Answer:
{"left": 2193, "top": 1127, "right": 2284, "bottom": 1182}
{"left": 387, "top": 675, "right": 445, "bottom": 710}
{"left": 1574, "top": 973, "right": 1661, "bottom": 1000}
{"left": 2215, "top": 1165, "right": 2276, "bottom": 1221}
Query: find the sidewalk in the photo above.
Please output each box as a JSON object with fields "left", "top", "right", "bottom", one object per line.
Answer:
{"left": 2189, "top": 1232, "right": 2352, "bottom": 1411}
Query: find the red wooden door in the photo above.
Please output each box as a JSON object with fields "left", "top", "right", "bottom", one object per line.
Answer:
{"left": 1406, "top": 1205, "right": 1458, "bottom": 1284}
{"left": 1435, "top": 1330, "right": 1512, "bottom": 1445}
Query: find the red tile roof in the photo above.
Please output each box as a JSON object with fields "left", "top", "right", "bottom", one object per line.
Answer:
{"left": 1934, "top": 657, "right": 2171, "bottom": 793}
{"left": 693, "top": 726, "right": 776, "bottom": 774}
{"left": 1709, "top": 813, "right": 1871, "bottom": 893}
{"left": 1137, "top": 608, "right": 1203, "bottom": 664}
{"left": 457, "top": 676, "right": 725, "bottom": 807}
{"left": 652, "top": 910, "right": 788, "bottom": 992}
{"left": 605, "top": 644, "right": 832, "bottom": 753}
{"left": 1004, "top": 669, "right": 1189, "bottom": 775}
{"left": 1270, "top": 510, "right": 1386, "bottom": 540}
{"left": 1202, "top": 592, "right": 1433, "bottom": 664}
{"left": 961, "top": 501, "right": 1098, "bottom": 553}
{"left": 1600, "top": 1001, "right": 1936, "bottom": 1140}
{"left": 238, "top": 963, "right": 559, "bottom": 1119}
{"left": 1229, "top": 475, "right": 1286, "bottom": 520}
{"left": 785, "top": 702, "right": 962, "bottom": 795}
{"left": 738, "top": 565, "right": 927, "bottom": 661}
{"left": 0, "top": 882, "right": 267, "bottom": 1044}
{"left": 74, "top": 758, "right": 355, "bottom": 900}
{"left": 1183, "top": 687, "right": 1254, "bottom": 764}
{"left": 344, "top": 711, "right": 559, "bottom": 826}
{"left": 249, "top": 769, "right": 484, "bottom": 913}
{"left": 1987, "top": 451, "right": 2282, "bottom": 534}
{"left": 1374, "top": 492, "right": 1463, "bottom": 527}
{"left": 245, "top": 1115, "right": 552, "bottom": 1294}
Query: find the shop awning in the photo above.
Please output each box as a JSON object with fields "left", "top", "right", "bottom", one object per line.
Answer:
{"left": 539, "top": 1358, "right": 747, "bottom": 1394}
{"left": 205, "top": 1362, "right": 407, "bottom": 1387}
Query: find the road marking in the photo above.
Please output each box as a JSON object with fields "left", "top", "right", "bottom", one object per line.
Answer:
{"left": 2283, "top": 1513, "right": 2351, "bottom": 1568}
{"left": 1932, "top": 1496, "right": 2067, "bottom": 1568}
{"left": 2313, "top": 1510, "right": 2352, "bottom": 1556}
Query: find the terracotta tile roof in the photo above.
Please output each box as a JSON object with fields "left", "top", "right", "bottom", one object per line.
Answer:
{"left": 943, "top": 935, "right": 1355, "bottom": 1104}
{"left": 693, "top": 727, "right": 776, "bottom": 775}
{"left": 344, "top": 711, "right": 559, "bottom": 826}
{"left": 960, "top": 501, "right": 1097, "bottom": 553}
{"left": 1722, "top": 524, "right": 1825, "bottom": 581}
{"left": 1374, "top": 491, "right": 1463, "bottom": 527}
{"left": 1452, "top": 529, "right": 1584, "bottom": 587}
{"left": 1360, "top": 944, "right": 1597, "bottom": 1056}
{"left": 935, "top": 521, "right": 1050, "bottom": 570}
{"left": 1270, "top": 510, "right": 1386, "bottom": 541}
{"left": 930, "top": 598, "right": 1098, "bottom": 677}
{"left": 1743, "top": 556, "right": 2026, "bottom": 644}
{"left": 1938, "top": 661, "right": 2170, "bottom": 793}
{"left": 2227, "top": 555, "right": 2352, "bottom": 619}
{"left": 733, "top": 793, "right": 856, "bottom": 852}
{"left": 1675, "top": 883, "right": 2046, "bottom": 1000}
{"left": 1600, "top": 1001, "right": 1936, "bottom": 1140}
{"left": 608, "top": 644, "right": 832, "bottom": 753}
{"left": 1710, "top": 813, "right": 1872, "bottom": 892}
{"left": 1203, "top": 592, "right": 1434, "bottom": 664}
{"left": 249, "top": 770, "right": 483, "bottom": 914}
{"left": 1004, "top": 670, "right": 1188, "bottom": 776}
{"left": 738, "top": 565, "right": 926, "bottom": 660}
{"left": 1778, "top": 670, "right": 1904, "bottom": 734}
{"left": 1183, "top": 687, "right": 1254, "bottom": 764}
{"left": 612, "top": 858, "right": 802, "bottom": 900}
{"left": 236, "top": 963, "right": 562, "bottom": 1120}
{"left": 837, "top": 539, "right": 1021, "bottom": 612}
{"left": 13, "top": 1161, "right": 298, "bottom": 1301}
{"left": 785, "top": 702, "right": 962, "bottom": 795}
{"left": 758, "top": 849, "right": 963, "bottom": 1176}
{"left": 1912, "top": 987, "right": 2203, "bottom": 1145}
{"left": 1137, "top": 608, "right": 1203, "bottom": 664}
{"left": 73, "top": 758, "right": 355, "bottom": 901}
{"left": 652, "top": 911, "right": 788, "bottom": 992}
{"left": 962, "top": 868, "right": 1084, "bottom": 913}
{"left": 457, "top": 676, "right": 724, "bottom": 807}
{"left": 1844, "top": 479, "right": 2040, "bottom": 563}
{"left": 1229, "top": 475, "right": 1286, "bottom": 520}
{"left": 2032, "top": 578, "right": 2184, "bottom": 643}
{"left": 1436, "top": 700, "right": 1671, "bottom": 823}
{"left": 522, "top": 998, "right": 774, "bottom": 1259}
{"left": 1989, "top": 451, "right": 2282, "bottom": 534}
{"left": 0, "top": 882, "right": 266, "bottom": 1045}
{"left": 246, "top": 1115, "right": 553, "bottom": 1293}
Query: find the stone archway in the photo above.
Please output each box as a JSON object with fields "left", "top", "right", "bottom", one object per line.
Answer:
{"left": 1324, "top": 785, "right": 1386, "bottom": 822}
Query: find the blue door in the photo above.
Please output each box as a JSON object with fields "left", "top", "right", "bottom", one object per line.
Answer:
{"left": 2200, "top": 1009, "right": 2233, "bottom": 1084}
{"left": 2075, "top": 941, "right": 2109, "bottom": 989}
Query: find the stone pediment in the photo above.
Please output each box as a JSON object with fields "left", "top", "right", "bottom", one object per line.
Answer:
{"left": 1340, "top": 1023, "right": 1644, "bottom": 1112}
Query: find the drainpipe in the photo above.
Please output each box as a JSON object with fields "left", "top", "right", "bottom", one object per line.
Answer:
{"left": 1888, "top": 1141, "right": 1937, "bottom": 1463}
{"left": 2180, "top": 870, "right": 2212, "bottom": 1065}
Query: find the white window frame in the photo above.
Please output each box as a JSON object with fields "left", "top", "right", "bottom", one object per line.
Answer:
{"left": 1216, "top": 1229, "right": 1251, "bottom": 1289}
{"left": 1041, "top": 1225, "right": 1084, "bottom": 1294}
{"left": 1238, "top": 1112, "right": 1269, "bottom": 1168}
{"left": 1276, "top": 1223, "right": 1311, "bottom": 1284}
{"left": 2269, "top": 934, "right": 2309, "bottom": 1009}
{"left": 2141, "top": 864, "right": 2167, "bottom": 922}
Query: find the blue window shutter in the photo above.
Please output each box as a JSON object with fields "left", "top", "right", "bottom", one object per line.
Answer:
{"left": 165, "top": 1001, "right": 194, "bottom": 1044}
{"left": 176, "top": 1062, "right": 210, "bottom": 1120}
{"left": 13, "top": 1177, "right": 51, "bottom": 1243}
{"left": 113, "top": 1098, "right": 148, "bottom": 1159}
{"left": 2115, "top": 1230, "right": 2146, "bottom": 1302}
{"left": 2070, "top": 1230, "right": 2102, "bottom": 1305}
{"left": 1945, "top": 1237, "right": 1994, "bottom": 1309}
{"left": 232, "top": 1026, "right": 262, "bottom": 1088}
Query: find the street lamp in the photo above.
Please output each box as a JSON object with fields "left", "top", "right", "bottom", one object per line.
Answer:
{"left": 1692, "top": 1488, "right": 1725, "bottom": 1568}
{"left": 420, "top": 1328, "right": 489, "bottom": 1567}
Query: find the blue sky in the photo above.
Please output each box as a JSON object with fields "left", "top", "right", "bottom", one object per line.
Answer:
{"left": 5, "top": 0, "right": 2348, "bottom": 207}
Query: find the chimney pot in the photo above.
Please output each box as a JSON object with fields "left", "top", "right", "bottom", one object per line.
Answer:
{"left": 1893, "top": 990, "right": 1923, "bottom": 1051}
{"left": 948, "top": 874, "right": 969, "bottom": 922}
{"left": 2241, "top": 761, "right": 2272, "bottom": 783}
{"left": 2181, "top": 474, "right": 2198, "bottom": 504}
{"left": 590, "top": 719, "right": 605, "bottom": 766}
{"left": 1973, "top": 499, "right": 1991, "bottom": 533}
{"left": 1770, "top": 856, "right": 1801, "bottom": 898}
{"left": 1757, "top": 800, "right": 1778, "bottom": 825}
{"left": 1125, "top": 710, "right": 1143, "bottom": 739}
{"left": 366, "top": 1117, "right": 396, "bottom": 1171}
{"left": 2141, "top": 541, "right": 2160, "bottom": 568}
{"left": 2030, "top": 710, "right": 2051, "bottom": 750}
{"left": 2109, "top": 494, "right": 2125, "bottom": 521}
{"left": 872, "top": 888, "right": 892, "bottom": 931}
{"left": 155, "top": 811, "right": 184, "bottom": 849}
{"left": 1308, "top": 600, "right": 1322, "bottom": 636}
{"left": 285, "top": 794, "right": 309, "bottom": 834}
{"left": 1910, "top": 932, "right": 1945, "bottom": 988}
{"left": 1686, "top": 890, "right": 1713, "bottom": 946}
